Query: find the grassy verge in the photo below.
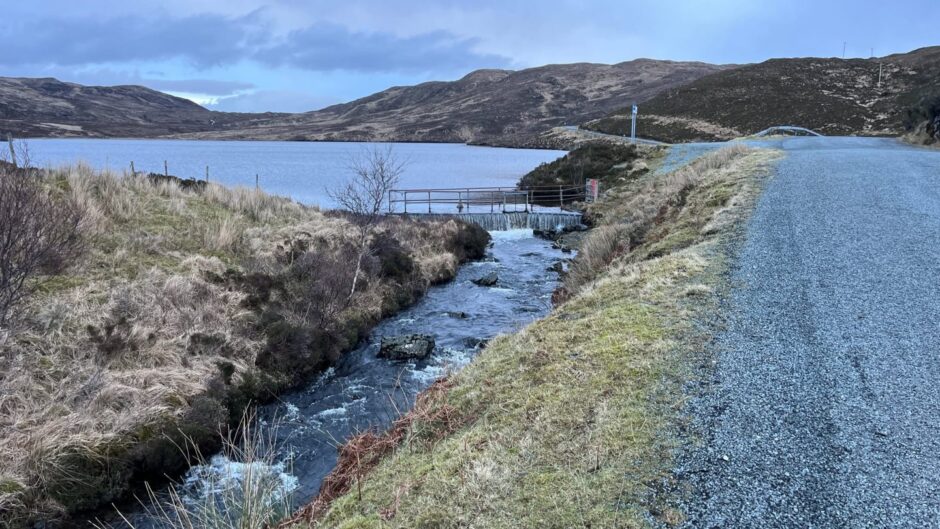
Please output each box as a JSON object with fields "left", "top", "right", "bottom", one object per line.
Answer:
{"left": 295, "top": 145, "right": 781, "bottom": 528}
{"left": 0, "top": 165, "right": 488, "bottom": 527}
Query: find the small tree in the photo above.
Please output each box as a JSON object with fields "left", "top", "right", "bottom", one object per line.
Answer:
{"left": 328, "top": 145, "right": 405, "bottom": 299}
{"left": 0, "top": 146, "right": 85, "bottom": 327}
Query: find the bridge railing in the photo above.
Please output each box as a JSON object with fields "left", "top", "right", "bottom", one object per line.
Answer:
{"left": 388, "top": 185, "right": 586, "bottom": 214}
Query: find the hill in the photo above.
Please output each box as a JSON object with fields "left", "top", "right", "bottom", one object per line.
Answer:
{"left": 586, "top": 46, "right": 940, "bottom": 142}
{"left": 0, "top": 77, "right": 281, "bottom": 138}
{"left": 173, "top": 60, "right": 728, "bottom": 147}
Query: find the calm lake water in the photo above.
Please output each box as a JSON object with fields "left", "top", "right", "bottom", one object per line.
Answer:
{"left": 25, "top": 139, "right": 566, "bottom": 208}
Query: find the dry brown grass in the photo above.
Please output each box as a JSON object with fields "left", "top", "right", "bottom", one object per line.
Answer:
{"left": 564, "top": 143, "right": 757, "bottom": 296}
{"left": 0, "top": 165, "right": 487, "bottom": 528}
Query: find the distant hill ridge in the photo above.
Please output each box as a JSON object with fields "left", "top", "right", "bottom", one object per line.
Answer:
{"left": 586, "top": 46, "right": 940, "bottom": 142}
{"left": 0, "top": 60, "right": 727, "bottom": 146}
{"left": 3, "top": 46, "right": 936, "bottom": 146}
{"left": 0, "top": 77, "right": 282, "bottom": 138}
{"left": 173, "top": 59, "right": 729, "bottom": 146}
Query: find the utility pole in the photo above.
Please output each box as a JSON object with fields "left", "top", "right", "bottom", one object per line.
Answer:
{"left": 631, "top": 103, "right": 638, "bottom": 144}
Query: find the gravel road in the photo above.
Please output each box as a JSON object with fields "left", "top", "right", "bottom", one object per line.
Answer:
{"left": 682, "top": 137, "right": 940, "bottom": 528}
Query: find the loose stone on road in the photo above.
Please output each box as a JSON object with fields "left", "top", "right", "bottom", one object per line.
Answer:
{"left": 684, "top": 137, "right": 940, "bottom": 528}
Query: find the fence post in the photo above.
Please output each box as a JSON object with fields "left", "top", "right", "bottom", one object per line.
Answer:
{"left": 6, "top": 134, "right": 17, "bottom": 168}
{"left": 559, "top": 186, "right": 563, "bottom": 207}
{"left": 164, "top": 160, "right": 168, "bottom": 177}
{"left": 130, "top": 160, "right": 135, "bottom": 176}
{"left": 403, "top": 191, "right": 408, "bottom": 214}
{"left": 205, "top": 165, "right": 209, "bottom": 184}
{"left": 388, "top": 190, "right": 392, "bottom": 213}
{"left": 466, "top": 188, "right": 471, "bottom": 213}
{"left": 256, "top": 173, "right": 259, "bottom": 189}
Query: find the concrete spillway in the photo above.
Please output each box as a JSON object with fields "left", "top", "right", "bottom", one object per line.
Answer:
{"left": 406, "top": 211, "right": 583, "bottom": 231}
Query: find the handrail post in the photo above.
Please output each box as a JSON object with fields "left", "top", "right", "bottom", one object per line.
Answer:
{"left": 404, "top": 191, "right": 408, "bottom": 214}
{"left": 466, "top": 188, "right": 471, "bottom": 213}
{"left": 428, "top": 191, "right": 432, "bottom": 214}
{"left": 559, "top": 185, "right": 563, "bottom": 207}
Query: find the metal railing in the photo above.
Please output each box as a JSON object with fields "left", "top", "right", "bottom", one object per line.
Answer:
{"left": 388, "top": 185, "right": 586, "bottom": 214}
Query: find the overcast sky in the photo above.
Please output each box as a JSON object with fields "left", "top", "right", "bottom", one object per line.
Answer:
{"left": 2, "top": 1, "right": 938, "bottom": 113}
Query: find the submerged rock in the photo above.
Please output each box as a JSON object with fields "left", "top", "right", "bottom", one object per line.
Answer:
{"left": 445, "top": 311, "right": 470, "bottom": 319}
{"left": 378, "top": 334, "right": 436, "bottom": 360}
{"left": 472, "top": 272, "right": 499, "bottom": 287}
{"left": 463, "top": 337, "right": 489, "bottom": 349}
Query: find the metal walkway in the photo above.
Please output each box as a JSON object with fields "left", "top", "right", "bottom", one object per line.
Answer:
{"left": 388, "top": 185, "right": 587, "bottom": 214}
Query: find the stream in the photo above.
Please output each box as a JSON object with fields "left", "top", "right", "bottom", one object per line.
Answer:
{"left": 104, "top": 229, "right": 568, "bottom": 527}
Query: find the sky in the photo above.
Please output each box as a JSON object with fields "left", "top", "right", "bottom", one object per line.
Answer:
{"left": 2, "top": 1, "right": 938, "bottom": 113}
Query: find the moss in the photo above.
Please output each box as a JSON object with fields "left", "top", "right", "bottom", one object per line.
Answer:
{"left": 42, "top": 441, "right": 132, "bottom": 513}
{"left": 0, "top": 478, "right": 25, "bottom": 494}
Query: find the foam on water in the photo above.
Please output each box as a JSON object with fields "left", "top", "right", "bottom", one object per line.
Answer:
{"left": 411, "top": 212, "right": 582, "bottom": 232}
{"left": 181, "top": 454, "right": 298, "bottom": 507}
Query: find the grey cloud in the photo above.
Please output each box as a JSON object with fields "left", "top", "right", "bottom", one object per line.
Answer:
{"left": 0, "top": 12, "right": 509, "bottom": 74}
{"left": 0, "top": 12, "right": 264, "bottom": 68}
{"left": 145, "top": 78, "right": 255, "bottom": 95}
{"left": 255, "top": 24, "right": 512, "bottom": 73}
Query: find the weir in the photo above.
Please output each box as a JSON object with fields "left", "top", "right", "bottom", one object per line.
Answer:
{"left": 403, "top": 211, "right": 583, "bottom": 231}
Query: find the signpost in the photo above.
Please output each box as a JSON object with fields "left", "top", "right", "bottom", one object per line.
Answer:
{"left": 586, "top": 179, "right": 599, "bottom": 203}
{"left": 630, "top": 103, "right": 638, "bottom": 144}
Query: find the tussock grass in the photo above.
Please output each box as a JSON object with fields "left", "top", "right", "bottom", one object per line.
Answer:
{"left": 0, "top": 165, "right": 487, "bottom": 527}
{"left": 104, "top": 410, "right": 294, "bottom": 529}
{"left": 301, "top": 145, "right": 780, "bottom": 528}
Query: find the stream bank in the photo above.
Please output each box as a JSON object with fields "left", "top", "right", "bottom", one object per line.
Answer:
{"left": 97, "top": 229, "right": 569, "bottom": 527}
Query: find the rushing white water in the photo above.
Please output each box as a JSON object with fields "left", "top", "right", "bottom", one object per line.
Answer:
{"left": 414, "top": 212, "right": 583, "bottom": 231}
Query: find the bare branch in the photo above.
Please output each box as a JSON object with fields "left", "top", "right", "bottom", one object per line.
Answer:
{"left": 326, "top": 144, "right": 406, "bottom": 300}
{"left": 0, "top": 151, "right": 85, "bottom": 327}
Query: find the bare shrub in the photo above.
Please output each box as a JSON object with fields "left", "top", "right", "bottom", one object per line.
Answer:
{"left": 328, "top": 145, "right": 405, "bottom": 299}
{"left": 0, "top": 162, "right": 85, "bottom": 327}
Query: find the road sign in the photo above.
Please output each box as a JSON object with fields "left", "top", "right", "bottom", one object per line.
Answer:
{"left": 630, "top": 104, "right": 638, "bottom": 144}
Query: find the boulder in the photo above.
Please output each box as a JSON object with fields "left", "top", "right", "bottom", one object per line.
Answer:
{"left": 463, "top": 337, "right": 489, "bottom": 349}
{"left": 378, "top": 334, "right": 436, "bottom": 360}
{"left": 472, "top": 272, "right": 499, "bottom": 286}
{"left": 534, "top": 228, "right": 560, "bottom": 241}
{"left": 547, "top": 261, "right": 564, "bottom": 273}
